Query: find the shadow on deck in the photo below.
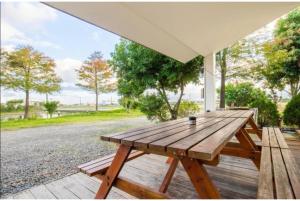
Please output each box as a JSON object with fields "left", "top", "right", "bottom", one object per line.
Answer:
{"left": 8, "top": 138, "right": 300, "bottom": 199}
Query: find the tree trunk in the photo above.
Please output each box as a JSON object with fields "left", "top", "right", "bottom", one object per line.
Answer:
{"left": 220, "top": 69, "right": 226, "bottom": 108}
{"left": 219, "top": 48, "right": 227, "bottom": 109}
{"left": 24, "top": 90, "right": 29, "bottom": 119}
{"left": 95, "top": 91, "right": 99, "bottom": 111}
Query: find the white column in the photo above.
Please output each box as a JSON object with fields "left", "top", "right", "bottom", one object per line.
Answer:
{"left": 204, "top": 52, "right": 216, "bottom": 112}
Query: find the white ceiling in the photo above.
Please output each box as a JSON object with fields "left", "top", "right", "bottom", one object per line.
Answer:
{"left": 46, "top": 2, "right": 299, "bottom": 63}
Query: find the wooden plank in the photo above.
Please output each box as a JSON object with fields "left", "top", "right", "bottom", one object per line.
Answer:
{"left": 102, "top": 118, "right": 188, "bottom": 143}
{"left": 240, "top": 110, "right": 254, "bottom": 118}
{"left": 159, "top": 158, "right": 179, "bottom": 193}
{"left": 281, "top": 149, "right": 300, "bottom": 199}
{"left": 241, "top": 128, "right": 259, "bottom": 151}
{"left": 197, "top": 110, "right": 227, "bottom": 118}
{"left": 148, "top": 118, "right": 226, "bottom": 152}
{"left": 221, "top": 110, "right": 243, "bottom": 117}
{"left": 95, "top": 144, "right": 132, "bottom": 199}
{"left": 121, "top": 118, "right": 211, "bottom": 146}
{"left": 221, "top": 146, "right": 261, "bottom": 160}
{"left": 274, "top": 127, "right": 289, "bottom": 149}
{"left": 269, "top": 127, "right": 279, "bottom": 148}
{"left": 101, "top": 117, "right": 186, "bottom": 141}
{"left": 77, "top": 152, "right": 116, "bottom": 169}
{"left": 180, "top": 157, "right": 220, "bottom": 198}
{"left": 168, "top": 118, "right": 236, "bottom": 157}
{"left": 13, "top": 190, "right": 36, "bottom": 199}
{"left": 271, "top": 148, "right": 294, "bottom": 199}
{"left": 257, "top": 147, "right": 274, "bottom": 199}
{"left": 29, "top": 185, "right": 57, "bottom": 199}
{"left": 61, "top": 176, "right": 95, "bottom": 199}
{"left": 248, "top": 117, "right": 262, "bottom": 139}
{"left": 45, "top": 179, "right": 79, "bottom": 199}
{"left": 188, "top": 118, "right": 247, "bottom": 160}
{"left": 235, "top": 130, "right": 260, "bottom": 169}
{"left": 84, "top": 150, "right": 144, "bottom": 176}
{"left": 134, "top": 118, "right": 215, "bottom": 149}
{"left": 95, "top": 174, "right": 169, "bottom": 199}
{"left": 262, "top": 127, "right": 270, "bottom": 147}
{"left": 80, "top": 150, "right": 143, "bottom": 173}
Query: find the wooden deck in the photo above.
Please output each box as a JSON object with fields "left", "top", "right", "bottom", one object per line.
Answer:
{"left": 7, "top": 138, "right": 300, "bottom": 199}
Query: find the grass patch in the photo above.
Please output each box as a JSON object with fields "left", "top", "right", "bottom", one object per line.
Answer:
{"left": 1, "top": 109, "right": 144, "bottom": 131}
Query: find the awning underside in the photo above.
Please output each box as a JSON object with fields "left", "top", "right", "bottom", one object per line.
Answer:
{"left": 46, "top": 2, "right": 299, "bottom": 63}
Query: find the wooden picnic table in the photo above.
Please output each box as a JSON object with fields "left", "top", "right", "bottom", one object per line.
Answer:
{"left": 95, "top": 110, "right": 262, "bottom": 199}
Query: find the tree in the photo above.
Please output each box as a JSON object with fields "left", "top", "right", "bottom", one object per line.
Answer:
{"left": 283, "top": 94, "right": 300, "bottom": 128}
{"left": 1, "top": 46, "right": 61, "bottom": 118}
{"left": 110, "top": 39, "right": 203, "bottom": 120}
{"left": 224, "top": 82, "right": 280, "bottom": 127}
{"left": 36, "top": 65, "right": 61, "bottom": 102}
{"left": 255, "top": 8, "right": 300, "bottom": 98}
{"left": 216, "top": 40, "right": 256, "bottom": 108}
{"left": 76, "top": 51, "right": 115, "bottom": 111}
{"left": 43, "top": 101, "right": 59, "bottom": 118}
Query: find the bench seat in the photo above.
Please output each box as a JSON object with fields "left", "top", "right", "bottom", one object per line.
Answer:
{"left": 78, "top": 150, "right": 144, "bottom": 176}
{"left": 257, "top": 127, "right": 300, "bottom": 199}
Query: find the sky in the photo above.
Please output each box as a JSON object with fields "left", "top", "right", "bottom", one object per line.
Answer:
{"left": 1, "top": 2, "right": 283, "bottom": 105}
{"left": 1, "top": 2, "right": 206, "bottom": 105}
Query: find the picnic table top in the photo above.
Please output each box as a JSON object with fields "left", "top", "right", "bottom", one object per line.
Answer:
{"left": 101, "top": 110, "right": 254, "bottom": 161}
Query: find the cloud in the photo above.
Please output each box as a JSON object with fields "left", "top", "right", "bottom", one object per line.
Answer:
{"left": 55, "top": 58, "right": 82, "bottom": 84}
{"left": 2, "top": 2, "right": 57, "bottom": 29}
{"left": 1, "top": 20, "right": 61, "bottom": 49}
{"left": 1, "top": 2, "right": 61, "bottom": 49}
{"left": 1, "top": 21, "right": 28, "bottom": 44}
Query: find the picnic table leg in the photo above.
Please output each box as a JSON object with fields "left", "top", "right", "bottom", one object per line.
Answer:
{"left": 95, "top": 144, "right": 132, "bottom": 199}
{"left": 248, "top": 117, "right": 262, "bottom": 140}
{"left": 180, "top": 157, "right": 221, "bottom": 199}
{"left": 235, "top": 129, "right": 260, "bottom": 169}
{"left": 159, "top": 158, "right": 179, "bottom": 193}
{"left": 166, "top": 157, "right": 173, "bottom": 164}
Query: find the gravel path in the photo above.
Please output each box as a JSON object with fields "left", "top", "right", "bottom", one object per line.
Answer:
{"left": 0, "top": 117, "right": 152, "bottom": 197}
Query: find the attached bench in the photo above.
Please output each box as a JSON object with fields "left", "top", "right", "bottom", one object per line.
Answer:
{"left": 78, "top": 150, "right": 170, "bottom": 199}
{"left": 257, "top": 127, "right": 300, "bottom": 199}
{"left": 78, "top": 150, "right": 144, "bottom": 176}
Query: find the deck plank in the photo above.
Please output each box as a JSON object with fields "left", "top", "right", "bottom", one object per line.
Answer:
{"left": 45, "top": 179, "right": 79, "bottom": 199}
{"left": 8, "top": 137, "right": 300, "bottom": 199}
{"left": 29, "top": 185, "right": 57, "bottom": 199}
{"left": 59, "top": 176, "right": 95, "bottom": 199}
{"left": 13, "top": 190, "right": 35, "bottom": 199}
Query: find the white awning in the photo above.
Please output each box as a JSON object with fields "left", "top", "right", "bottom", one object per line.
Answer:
{"left": 46, "top": 2, "right": 299, "bottom": 63}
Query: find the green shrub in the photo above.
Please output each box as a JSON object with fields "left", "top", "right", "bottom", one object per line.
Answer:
{"left": 283, "top": 94, "right": 300, "bottom": 127}
{"left": 225, "top": 83, "right": 255, "bottom": 107}
{"left": 178, "top": 100, "right": 200, "bottom": 118}
{"left": 119, "top": 96, "right": 138, "bottom": 112}
{"left": 43, "top": 101, "right": 59, "bottom": 118}
{"left": 249, "top": 90, "right": 280, "bottom": 127}
{"left": 138, "top": 94, "right": 169, "bottom": 121}
{"left": 1, "top": 99, "right": 24, "bottom": 112}
{"left": 225, "top": 82, "right": 280, "bottom": 127}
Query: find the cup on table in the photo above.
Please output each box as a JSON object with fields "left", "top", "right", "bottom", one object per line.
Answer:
{"left": 189, "top": 116, "right": 196, "bottom": 125}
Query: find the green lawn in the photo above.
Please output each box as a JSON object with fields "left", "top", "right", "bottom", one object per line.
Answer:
{"left": 1, "top": 109, "right": 144, "bottom": 131}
